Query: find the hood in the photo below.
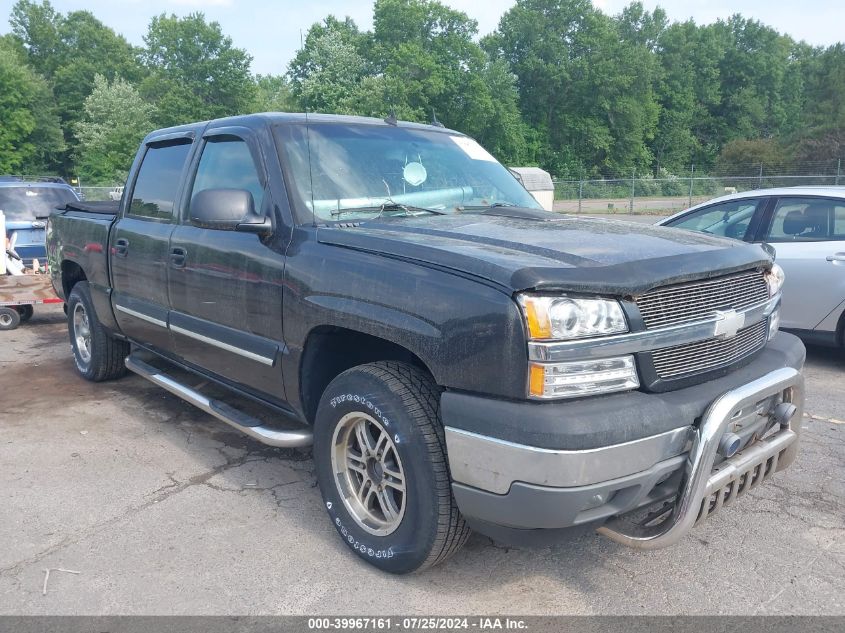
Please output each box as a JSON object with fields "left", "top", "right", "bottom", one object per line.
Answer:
{"left": 317, "top": 209, "right": 772, "bottom": 296}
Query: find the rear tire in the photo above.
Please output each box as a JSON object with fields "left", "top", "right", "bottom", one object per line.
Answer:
{"left": 17, "top": 305, "right": 34, "bottom": 323}
{"left": 0, "top": 307, "right": 21, "bottom": 331}
{"left": 67, "top": 281, "right": 129, "bottom": 381}
{"left": 314, "top": 361, "right": 470, "bottom": 574}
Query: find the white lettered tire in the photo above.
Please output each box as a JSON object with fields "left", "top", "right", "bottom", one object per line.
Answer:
{"left": 313, "top": 361, "right": 470, "bottom": 573}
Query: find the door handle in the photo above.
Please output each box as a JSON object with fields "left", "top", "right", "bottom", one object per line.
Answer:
{"left": 826, "top": 253, "right": 845, "bottom": 263}
{"left": 114, "top": 238, "right": 129, "bottom": 257}
{"left": 170, "top": 247, "right": 187, "bottom": 268}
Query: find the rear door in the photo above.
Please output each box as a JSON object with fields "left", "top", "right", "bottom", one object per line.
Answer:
{"left": 167, "top": 126, "right": 288, "bottom": 401}
{"left": 760, "top": 196, "right": 845, "bottom": 332}
{"left": 110, "top": 136, "right": 194, "bottom": 352}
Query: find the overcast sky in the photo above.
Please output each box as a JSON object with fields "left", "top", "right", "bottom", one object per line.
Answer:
{"left": 1, "top": 0, "right": 843, "bottom": 76}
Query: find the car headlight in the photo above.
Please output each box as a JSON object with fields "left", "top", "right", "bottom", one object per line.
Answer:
{"left": 765, "top": 263, "right": 785, "bottom": 297}
{"left": 517, "top": 295, "right": 628, "bottom": 340}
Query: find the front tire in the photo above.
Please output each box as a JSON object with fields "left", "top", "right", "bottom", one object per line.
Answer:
{"left": 17, "top": 304, "right": 34, "bottom": 323}
{"left": 67, "top": 281, "right": 129, "bottom": 381}
{"left": 314, "top": 361, "right": 470, "bottom": 574}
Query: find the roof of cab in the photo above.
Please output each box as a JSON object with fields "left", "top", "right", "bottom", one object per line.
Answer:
{"left": 143, "top": 112, "right": 463, "bottom": 143}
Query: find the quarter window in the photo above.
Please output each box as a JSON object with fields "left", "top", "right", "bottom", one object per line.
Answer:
{"left": 128, "top": 141, "right": 192, "bottom": 220}
{"left": 189, "top": 137, "right": 264, "bottom": 217}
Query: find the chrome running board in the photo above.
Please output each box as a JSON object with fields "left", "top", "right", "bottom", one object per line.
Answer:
{"left": 598, "top": 366, "right": 803, "bottom": 549}
{"left": 125, "top": 354, "right": 313, "bottom": 448}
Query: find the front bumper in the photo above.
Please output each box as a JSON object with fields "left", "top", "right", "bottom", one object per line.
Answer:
{"left": 443, "top": 332, "right": 805, "bottom": 547}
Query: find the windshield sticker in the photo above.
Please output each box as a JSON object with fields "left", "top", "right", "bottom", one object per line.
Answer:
{"left": 449, "top": 136, "right": 496, "bottom": 162}
{"left": 403, "top": 161, "right": 427, "bottom": 186}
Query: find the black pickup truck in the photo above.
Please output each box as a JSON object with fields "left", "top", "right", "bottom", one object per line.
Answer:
{"left": 47, "top": 113, "right": 805, "bottom": 574}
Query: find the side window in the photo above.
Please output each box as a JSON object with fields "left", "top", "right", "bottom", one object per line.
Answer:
{"left": 667, "top": 198, "right": 762, "bottom": 240}
{"left": 128, "top": 142, "right": 192, "bottom": 220}
{"left": 189, "top": 137, "right": 264, "bottom": 218}
{"left": 766, "top": 198, "right": 837, "bottom": 242}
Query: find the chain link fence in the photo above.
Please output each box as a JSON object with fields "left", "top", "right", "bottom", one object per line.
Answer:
{"left": 76, "top": 186, "right": 121, "bottom": 202}
{"left": 553, "top": 159, "right": 845, "bottom": 215}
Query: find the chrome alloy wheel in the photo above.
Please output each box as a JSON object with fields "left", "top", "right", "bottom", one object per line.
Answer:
{"left": 0, "top": 312, "right": 13, "bottom": 328}
{"left": 330, "top": 412, "right": 407, "bottom": 536}
{"left": 72, "top": 302, "right": 92, "bottom": 364}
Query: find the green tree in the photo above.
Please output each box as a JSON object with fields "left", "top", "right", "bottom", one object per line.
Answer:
{"left": 0, "top": 39, "right": 64, "bottom": 173}
{"left": 487, "top": 0, "right": 660, "bottom": 175}
{"left": 74, "top": 74, "right": 155, "bottom": 184}
{"left": 251, "top": 74, "right": 296, "bottom": 113}
{"left": 652, "top": 20, "right": 724, "bottom": 171}
{"left": 140, "top": 12, "right": 256, "bottom": 127}
{"left": 9, "top": 1, "right": 144, "bottom": 171}
{"left": 288, "top": 1, "right": 529, "bottom": 163}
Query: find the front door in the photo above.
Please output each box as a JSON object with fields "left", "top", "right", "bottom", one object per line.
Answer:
{"left": 110, "top": 138, "right": 194, "bottom": 352}
{"left": 167, "top": 128, "right": 288, "bottom": 401}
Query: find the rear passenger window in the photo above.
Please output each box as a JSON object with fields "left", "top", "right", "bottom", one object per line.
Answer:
{"left": 766, "top": 197, "right": 839, "bottom": 241}
{"left": 128, "top": 141, "right": 192, "bottom": 220}
{"left": 189, "top": 137, "right": 264, "bottom": 217}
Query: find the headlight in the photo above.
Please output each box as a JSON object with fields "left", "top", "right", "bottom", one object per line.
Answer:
{"left": 765, "top": 263, "right": 785, "bottom": 297}
{"left": 518, "top": 295, "right": 628, "bottom": 340}
{"left": 528, "top": 356, "right": 639, "bottom": 399}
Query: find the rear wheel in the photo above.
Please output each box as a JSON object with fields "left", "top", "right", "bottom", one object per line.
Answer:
{"left": 0, "top": 307, "right": 21, "bottom": 331}
{"left": 67, "top": 282, "right": 129, "bottom": 381}
{"left": 17, "top": 305, "right": 34, "bottom": 323}
{"left": 314, "top": 361, "right": 470, "bottom": 574}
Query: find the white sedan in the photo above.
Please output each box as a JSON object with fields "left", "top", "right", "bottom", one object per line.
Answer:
{"left": 658, "top": 187, "right": 845, "bottom": 348}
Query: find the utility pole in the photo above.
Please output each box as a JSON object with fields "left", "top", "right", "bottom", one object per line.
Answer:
{"left": 630, "top": 169, "right": 635, "bottom": 214}
{"left": 578, "top": 175, "right": 583, "bottom": 214}
{"left": 688, "top": 164, "right": 695, "bottom": 207}
{"left": 758, "top": 163, "right": 763, "bottom": 188}
{"left": 837, "top": 158, "right": 841, "bottom": 186}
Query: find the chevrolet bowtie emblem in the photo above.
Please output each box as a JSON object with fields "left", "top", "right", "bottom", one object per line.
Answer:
{"left": 713, "top": 309, "right": 745, "bottom": 339}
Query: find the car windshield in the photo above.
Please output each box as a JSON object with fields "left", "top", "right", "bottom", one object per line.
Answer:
{"left": 274, "top": 123, "right": 540, "bottom": 223}
{"left": 0, "top": 186, "right": 78, "bottom": 221}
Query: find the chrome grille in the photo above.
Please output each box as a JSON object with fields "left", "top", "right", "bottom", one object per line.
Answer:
{"left": 637, "top": 270, "right": 769, "bottom": 329}
{"left": 651, "top": 320, "right": 768, "bottom": 379}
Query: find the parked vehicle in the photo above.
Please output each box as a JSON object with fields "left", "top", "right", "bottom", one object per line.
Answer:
{"left": 109, "top": 186, "right": 124, "bottom": 201}
{"left": 47, "top": 113, "right": 805, "bottom": 573}
{"left": 658, "top": 187, "right": 845, "bottom": 348}
{"left": 1, "top": 178, "right": 79, "bottom": 267}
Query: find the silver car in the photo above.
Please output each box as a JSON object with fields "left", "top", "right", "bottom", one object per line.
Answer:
{"left": 659, "top": 187, "right": 845, "bottom": 348}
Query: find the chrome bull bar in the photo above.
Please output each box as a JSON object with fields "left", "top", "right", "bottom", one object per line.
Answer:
{"left": 598, "top": 366, "right": 804, "bottom": 549}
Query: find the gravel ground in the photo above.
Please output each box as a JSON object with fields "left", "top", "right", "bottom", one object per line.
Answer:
{"left": 0, "top": 304, "right": 842, "bottom": 615}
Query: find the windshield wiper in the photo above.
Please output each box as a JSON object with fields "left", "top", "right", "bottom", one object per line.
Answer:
{"left": 331, "top": 202, "right": 447, "bottom": 218}
{"left": 459, "top": 202, "right": 519, "bottom": 210}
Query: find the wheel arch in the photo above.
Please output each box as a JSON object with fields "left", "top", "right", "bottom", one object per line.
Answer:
{"left": 298, "top": 325, "right": 436, "bottom": 424}
{"left": 60, "top": 259, "right": 87, "bottom": 299}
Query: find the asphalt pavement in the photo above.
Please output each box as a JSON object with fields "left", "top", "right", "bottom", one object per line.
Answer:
{"left": 0, "top": 305, "right": 842, "bottom": 615}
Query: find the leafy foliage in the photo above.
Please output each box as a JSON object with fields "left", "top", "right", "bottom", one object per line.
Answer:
{"left": 74, "top": 75, "right": 155, "bottom": 183}
{"left": 1, "top": 0, "right": 844, "bottom": 184}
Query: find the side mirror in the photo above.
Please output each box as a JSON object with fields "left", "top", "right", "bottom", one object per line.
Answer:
{"left": 190, "top": 188, "right": 272, "bottom": 234}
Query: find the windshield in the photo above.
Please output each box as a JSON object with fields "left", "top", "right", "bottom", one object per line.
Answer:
{"left": 274, "top": 123, "right": 540, "bottom": 223}
{"left": 0, "top": 186, "right": 78, "bottom": 221}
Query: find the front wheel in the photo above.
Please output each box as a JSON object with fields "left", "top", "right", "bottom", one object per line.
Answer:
{"left": 67, "top": 281, "right": 129, "bottom": 381}
{"left": 314, "top": 361, "right": 470, "bottom": 574}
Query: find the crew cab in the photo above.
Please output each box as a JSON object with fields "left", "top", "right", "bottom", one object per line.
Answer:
{"left": 47, "top": 113, "right": 805, "bottom": 573}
